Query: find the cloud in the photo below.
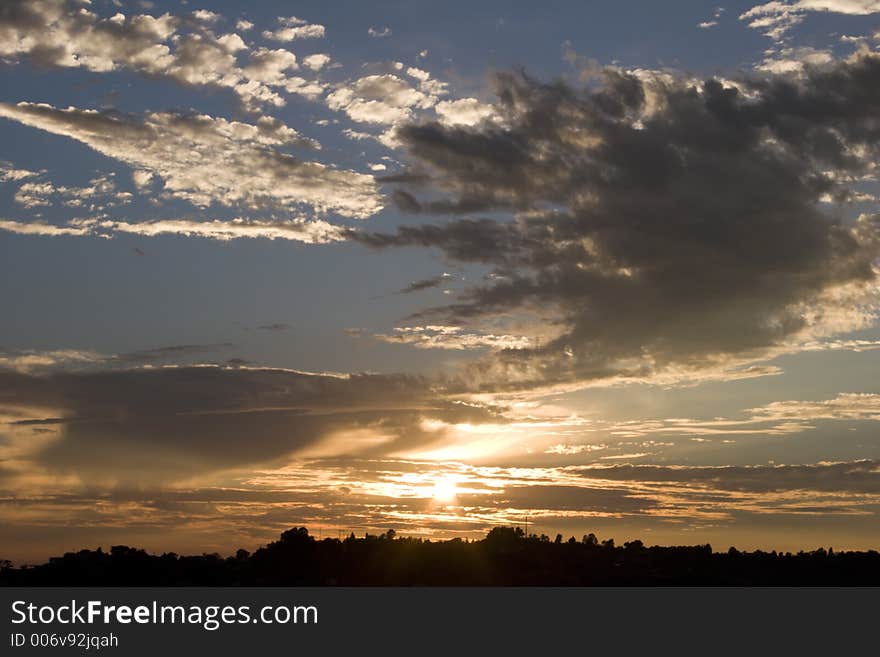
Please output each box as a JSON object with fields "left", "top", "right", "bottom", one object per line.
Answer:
{"left": 398, "top": 273, "right": 452, "bottom": 294}
{"left": 545, "top": 443, "right": 607, "bottom": 455}
{"left": 755, "top": 46, "right": 834, "bottom": 73}
{"left": 0, "top": 216, "right": 347, "bottom": 244}
{"left": 375, "top": 326, "right": 531, "bottom": 350}
{"left": 748, "top": 392, "right": 880, "bottom": 422}
{"left": 434, "top": 98, "right": 498, "bottom": 126}
{"left": 262, "top": 16, "right": 325, "bottom": 42}
{"left": 0, "top": 365, "right": 500, "bottom": 483}
{"left": 347, "top": 57, "right": 880, "bottom": 391}
{"left": 574, "top": 459, "right": 880, "bottom": 494}
{"left": 0, "top": 344, "right": 239, "bottom": 374}
{"left": 586, "top": 392, "right": 880, "bottom": 440}
{"left": 191, "top": 9, "right": 220, "bottom": 23}
{"left": 0, "top": 0, "right": 178, "bottom": 71}
{"left": 131, "top": 170, "right": 154, "bottom": 189}
{"left": 698, "top": 6, "right": 726, "bottom": 29}
{"left": 0, "top": 219, "right": 93, "bottom": 237}
{"left": 11, "top": 172, "right": 131, "bottom": 210}
{"left": 326, "top": 69, "right": 450, "bottom": 129}
{"left": 4, "top": 454, "right": 879, "bottom": 561}
{"left": 112, "top": 343, "right": 236, "bottom": 365}
{"left": 0, "top": 162, "right": 41, "bottom": 181}
{"left": 368, "top": 26, "right": 392, "bottom": 38}
{"left": 0, "top": 102, "right": 382, "bottom": 219}
{"left": 327, "top": 74, "right": 443, "bottom": 125}
{"left": 741, "top": 1, "right": 880, "bottom": 40}
{"left": 0, "top": 348, "right": 105, "bottom": 373}
{"left": 302, "top": 53, "right": 331, "bottom": 71}
{"left": 85, "top": 217, "right": 346, "bottom": 243}
{"left": 0, "top": 1, "right": 325, "bottom": 108}
{"left": 257, "top": 323, "right": 292, "bottom": 331}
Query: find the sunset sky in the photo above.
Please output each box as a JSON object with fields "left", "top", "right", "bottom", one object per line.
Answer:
{"left": 2, "top": 0, "right": 880, "bottom": 563}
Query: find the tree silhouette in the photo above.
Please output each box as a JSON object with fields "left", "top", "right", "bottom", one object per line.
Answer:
{"left": 2, "top": 527, "right": 878, "bottom": 586}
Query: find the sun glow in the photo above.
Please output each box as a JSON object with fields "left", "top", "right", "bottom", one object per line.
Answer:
{"left": 430, "top": 477, "right": 459, "bottom": 504}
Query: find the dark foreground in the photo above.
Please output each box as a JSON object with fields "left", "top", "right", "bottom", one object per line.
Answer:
{"left": 3, "top": 527, "right": 879, "bottom": 585}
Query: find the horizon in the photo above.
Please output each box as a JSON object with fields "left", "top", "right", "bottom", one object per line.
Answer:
{"left": 2, "top": 0, "right": 880, "bottom": 565}
{"left": 7, "top": 523, "right": 871, "bottom": 569}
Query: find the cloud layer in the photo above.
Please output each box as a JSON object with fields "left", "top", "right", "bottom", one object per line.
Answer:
{"left": 0, "top": 364, "right": 503, "bottom": 483}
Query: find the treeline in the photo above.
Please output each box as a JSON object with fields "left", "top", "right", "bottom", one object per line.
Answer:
{"left": 2, "top": 526, "right": 879, "bottom": 585}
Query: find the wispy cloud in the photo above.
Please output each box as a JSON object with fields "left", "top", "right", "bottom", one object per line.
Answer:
{"left": 375, "top": 326, "right": 531, "bottom": 350}
{"left": 741, "top": 1, "right": 880, "bottom": 40}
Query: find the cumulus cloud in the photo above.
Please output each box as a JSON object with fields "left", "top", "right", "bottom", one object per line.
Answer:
{"left": 350, "top": 56, "right": 880, "bottom": 391}
{"left": 368, "top": 26, "right": 392, "bottom": 38}
{"left": 11, "top": 173, "right": 131, "bottom": 210}
{"left": 756, "top": 46, "right": 835, "bottom": 73}
{"left": 0, "top": 102, "right": 383, "bottom": 219}
{"left": 131, "top": 169, "right": 155, "bottom": 189}
{"left": 0, "top": 1, "right": 325, "bottom": 108}
{"left": 191, "top": 9, "right": 220, "bottom": 23}
{"left": 262, "top": 16, "right": 325, "bottom": 42}
{"left": 0, "top": 162, "right": 41, "bottom": 181}
{"left": 0, "top": 0, "right": 178, "bottom": 71}
{"left": 327, "top": 74, "right": 437, "bottom": 125}
{"left": 302, "top": 53, "right": 331, "bottom": 70}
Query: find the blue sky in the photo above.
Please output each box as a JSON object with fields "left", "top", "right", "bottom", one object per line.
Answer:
{"left": 2, "top": 0, "right": 880, "bottom": 561}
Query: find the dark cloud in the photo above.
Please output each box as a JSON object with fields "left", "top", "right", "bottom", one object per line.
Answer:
{"left": 374, "top": 170, "right": 432, "bottom": 185}
{"left": 256, "top": 323, "right": 292, "bottom": 331}
{"left": 112, "top": 343, "right": 236, "bottom": 364}
{"left": 353, "top": 217, "right": 522, "bottom": 264}
{"left": 574, "top": 460, "right": 880, "bottom": 494}
{"left": 398, "top": 274, "right": 450, "bottom": 294}
{"left": 351, "top": 57, "right": 880, "bottom": 390}
{"left": 0, "top": 366, "right": 500, "bottom": 483}
{"left": 8, "top": 417, "right": 65, "bottom": 426}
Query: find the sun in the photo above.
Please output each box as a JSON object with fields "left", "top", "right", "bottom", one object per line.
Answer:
{"left": 430, "top": 477, "right": 458, "bottom": 504}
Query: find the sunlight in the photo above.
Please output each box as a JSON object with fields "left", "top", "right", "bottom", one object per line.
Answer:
{"left": 430, "top": 476, "right": 458, "bottom": 504}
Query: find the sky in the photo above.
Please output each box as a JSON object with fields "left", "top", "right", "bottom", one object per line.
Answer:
{"left": 2, "top": 0, "right": 880, "bottom": 563}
